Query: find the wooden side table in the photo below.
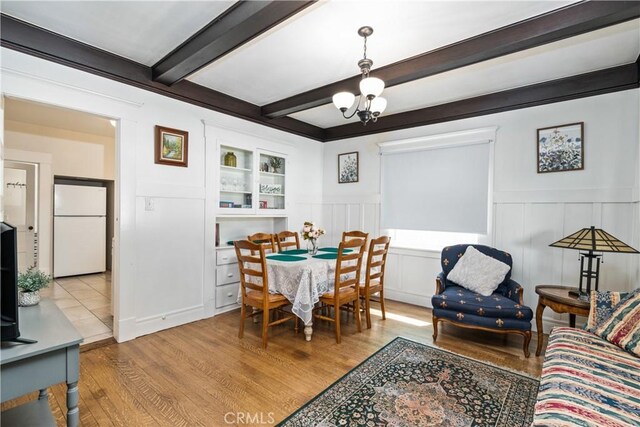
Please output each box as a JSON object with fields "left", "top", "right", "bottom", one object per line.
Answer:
{"left": 535, "top": 285, "right": 590, "bottom": 357}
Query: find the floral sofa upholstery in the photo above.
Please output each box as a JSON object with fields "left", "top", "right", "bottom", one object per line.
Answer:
{"left": 533, "top": 327, "right": 640, "bottom": 426}
{"left": 431, "top": 244, "right": 533, "bottom": 357}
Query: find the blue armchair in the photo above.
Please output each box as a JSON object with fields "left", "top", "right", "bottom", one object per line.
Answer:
{"left": 431, "top": 244, "right": 533, "bottom": 357}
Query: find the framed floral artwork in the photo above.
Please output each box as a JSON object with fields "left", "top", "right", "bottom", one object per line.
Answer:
{"left": 537, "top": 122, "right": 583, "bottom": 173}
{"left": 155, "top": 125, "right": 189, "bottom": 167}
{"left": 338, "top": 151, "right": 359, "bottom": 183}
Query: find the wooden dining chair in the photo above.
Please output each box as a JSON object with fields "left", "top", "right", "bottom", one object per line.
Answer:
{"left": 359, "top": 236, "right": 391, "bottom": 329}
{"left": 342, "top": 230, "right": 369, "bottom": 250}
{"left": 315, "top": 238, "right": 366, "bottom": 343}
{"left": 235, "top": 240, "right": 296, "bottom": 349}
{"left": 247, "top": 232, "right": 276, "bottom": 254}
{"left": 276, "top": 230, "right": 300, "bottom": 252}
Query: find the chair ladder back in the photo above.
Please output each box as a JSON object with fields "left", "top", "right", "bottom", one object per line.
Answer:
{"left": 234, "top": 240, "right": 268, "bottom": 296}
{"left": 365, "top": 236, "right": 391, "bottom": 286}
{"left": 342, "top": 230, "right": 369, "bottom": 249}
{"left": 335, "top": 238, "right": 366, "bottom": 291}
{"left": 276, "top": 230, "right": 300, "bottom": 252}
{"left": 247, "top": 232, "right": 276, "bottom": 254}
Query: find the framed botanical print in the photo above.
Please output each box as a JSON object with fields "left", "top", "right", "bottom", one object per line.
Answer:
{"left": 155, "top": 125, "right": 189, "bottom": 167}
{"left": 338, "top": 151, "right": 359, "bottom": 183}
{"left": 537, "top": 122, "right": 584, "bottom": 173}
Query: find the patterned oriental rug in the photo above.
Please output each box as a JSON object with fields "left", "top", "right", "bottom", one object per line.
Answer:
{"left": 279, "top": 337, "right": 539, "bottom": 427}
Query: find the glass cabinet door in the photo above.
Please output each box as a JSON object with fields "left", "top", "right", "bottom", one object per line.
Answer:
{"left": 257, "top": 152, "right": 286, "bottom": 212}
{"left": 219, "top": 145, "right": 253, "bottom": 212}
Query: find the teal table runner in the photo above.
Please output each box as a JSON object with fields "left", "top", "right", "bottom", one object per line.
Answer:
{"left": 267, "top": 254, "right": 306, "bottom": 262}
{"left": 318, "top": 247, "right": 353, "bottom": 253}
{"left": 279, "top": 249, "right": 308, "bottom": 255}
{"left": 312, "top": 253, "right": 338, "bottom": 260}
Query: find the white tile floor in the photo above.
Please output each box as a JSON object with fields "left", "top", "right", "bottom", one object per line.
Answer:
{"left": 40, "top": 272, "right": 113, "bottom": 344}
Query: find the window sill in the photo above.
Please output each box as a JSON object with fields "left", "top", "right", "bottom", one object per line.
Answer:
{"left": 388, "top": 246, "right": 441, "bottom": 258}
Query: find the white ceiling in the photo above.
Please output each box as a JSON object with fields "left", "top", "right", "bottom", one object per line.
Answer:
{"left": 291, "top": 19, "right": 640, "bottom": 128}
{"left": 1, "top": 1, "right": 638, "bottom": 131}
{"left": 188, "top": 0, "right": 575, "bottom": 105}
{"left": 4, "top": 97, "right": 116, "bottom": 138}
{"left": 0, "top": 1, "right": 234, "bottom": 66}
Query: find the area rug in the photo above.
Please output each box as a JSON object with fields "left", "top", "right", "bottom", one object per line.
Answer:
{"left": 278, "top": 337, "right": 539, "bottom": 427}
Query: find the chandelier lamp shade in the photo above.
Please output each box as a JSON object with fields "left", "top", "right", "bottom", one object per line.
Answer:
{"left": 549, "top": 226, "right": 639, "bottom": 300}
{"left": 332, "top": 26, "right": 387, "bottom": 125}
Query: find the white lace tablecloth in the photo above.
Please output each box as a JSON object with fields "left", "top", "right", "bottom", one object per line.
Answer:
{"left": 239, "top": 253, "right": 336, "bottom": 326}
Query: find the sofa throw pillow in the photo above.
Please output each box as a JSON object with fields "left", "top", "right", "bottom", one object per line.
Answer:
{"left": 585, "top": 290, "right": 628, "bottom": 333}
{"left": 446, "top": 246, "right": 511, "bottom": 297}
{"left": 594, "top": 289, "right": 640, "bottom": 357}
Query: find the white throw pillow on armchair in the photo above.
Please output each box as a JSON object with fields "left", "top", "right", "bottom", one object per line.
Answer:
{"left": 446, "top": 246, "right": 511, "bottom": 297}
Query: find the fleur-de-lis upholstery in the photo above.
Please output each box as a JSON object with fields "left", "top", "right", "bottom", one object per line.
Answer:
{"left": 432, "top": 244, "right": 533, "bottom": 357}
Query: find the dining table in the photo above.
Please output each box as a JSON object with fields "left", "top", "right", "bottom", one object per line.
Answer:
{"left": 263, "top": 248, "right": 350, "bottom": 341}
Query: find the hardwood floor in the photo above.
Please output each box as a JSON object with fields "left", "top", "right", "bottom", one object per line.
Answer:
{"left": 2, "top": 300, "right": 544, "bottom": 426}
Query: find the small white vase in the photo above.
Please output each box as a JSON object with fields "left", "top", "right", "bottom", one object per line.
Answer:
{"left": 18, "top": 290, "right": 41, "bottom": 307}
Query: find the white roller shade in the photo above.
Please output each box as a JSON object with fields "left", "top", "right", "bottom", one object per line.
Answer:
{"left": 380, "top": 129, "right": 493, "bottom": 234}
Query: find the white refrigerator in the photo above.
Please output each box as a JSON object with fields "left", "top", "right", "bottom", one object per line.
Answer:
{"left": 54, "top": 184, "right": 107, "bottom": 278}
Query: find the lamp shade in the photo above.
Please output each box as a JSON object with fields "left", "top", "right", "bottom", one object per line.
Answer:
{"left": 370, "top": 96, "right": 387, "bottom": 114}
{"left": 549, "top": 226, "right": 639, "bottom": 253}
{"left": 332, "top": 92, "right": 355, "bottom": 110}
{"left": 359, "top": 77, "right": 385, "bottom": 98}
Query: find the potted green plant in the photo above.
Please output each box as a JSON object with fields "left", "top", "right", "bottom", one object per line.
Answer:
{"left": 17, "top": 267, "right": 52, "bottom": 306}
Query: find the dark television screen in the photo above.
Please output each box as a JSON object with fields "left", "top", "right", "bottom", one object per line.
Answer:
{"left": 1, "top": 221, "right": 20, "bottom": 341}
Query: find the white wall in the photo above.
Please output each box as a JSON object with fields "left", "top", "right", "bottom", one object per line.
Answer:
{"left": 1, "top": 48, "right": 323, "bottom": 342}
{"left": 322, "top": 89, "right": 640, "bottom": 330}
{"left": 5, "top": 120, "right": 115, "bottom": 180}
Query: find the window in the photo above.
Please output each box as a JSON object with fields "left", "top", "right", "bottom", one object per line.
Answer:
{"left": 379, "top": 127, "right": 495, "bottom": 251}
{"left": 386, "top": 229, "right": 480, "bottom": 252}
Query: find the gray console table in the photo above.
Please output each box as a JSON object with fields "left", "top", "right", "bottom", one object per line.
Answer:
{"left": 1, "top": 299, "right": 83, "bottom": 426}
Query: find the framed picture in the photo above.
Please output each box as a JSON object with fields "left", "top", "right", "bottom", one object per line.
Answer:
{"left": 537, "top": 122, "right": 584, "bottom": 173}
{"left": 155, "top": 125, "right": 188, "bottom": 167}
{"left": 338, "top": 151, "right": 359, "bottom": 183}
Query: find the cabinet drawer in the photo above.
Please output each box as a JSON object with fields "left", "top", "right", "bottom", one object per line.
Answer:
{"left": 217, "top": 263, "right": 240, "bottom": 286}
{"left": 216, "top": 283, "right": 240, "bottom": 308}
{"left": 216, "top": 249, "right": 238, "bottom": 265}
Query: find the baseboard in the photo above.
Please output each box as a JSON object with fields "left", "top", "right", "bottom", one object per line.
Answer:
{"left": 114, "top": 316, "right": 137, "bottom": 343}
{"left": 385, "top": 290, "right": 432, "bottom": 308}
{"left": 135, "top": 305, "right": 206, "bottom": 338}
{"left": 215, "top": 304, "right": 240, "bottom": 316}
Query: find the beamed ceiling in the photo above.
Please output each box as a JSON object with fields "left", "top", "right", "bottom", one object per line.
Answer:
{"left": 1, "top": 1, "right": 639, "bottom": 142}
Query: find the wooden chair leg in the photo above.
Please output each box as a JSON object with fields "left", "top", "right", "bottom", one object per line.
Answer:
{"left": 379, "top": 289, "right": 386, "bottom": 320}
{"left": 365, "top": 293, "right": 372, "bottom": 329}
{"left": 262, "top": 306, "right": 270, "bottom": 349}
{"left": 432, "top": 317, "right": 438, "bottom": 341}
{"left": 523, "top": 331, "right": 531, "bottom": 358}
{"left": 335, "top": 303, "right": 341, "bottom": 344}
{"left": 239, "top": 303, "right": 246, "bottom": 339}
{"left": 354, "top": 298, "right": 362, "bottom": 333}
{"left": 294, "top": 316, "right": 299, "bottom": 333}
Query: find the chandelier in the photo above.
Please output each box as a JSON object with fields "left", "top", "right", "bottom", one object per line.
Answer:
{"left": 332, "top": 26, "right": 387, "bottom": 125}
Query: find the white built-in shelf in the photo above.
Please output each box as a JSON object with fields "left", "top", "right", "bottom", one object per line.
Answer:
{"left": 259, "top": 193, "right": 285, "bottom": 197}
{"left": 259, "top": 171, "right": 285, "bottom": 177}
{"left": 221, "top": 190, "right": 252, "bottom": 195}
{"left": 221, "top": 165, "right": 252, "bottom": 172}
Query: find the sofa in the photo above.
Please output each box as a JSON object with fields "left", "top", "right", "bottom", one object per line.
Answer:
{"left": 533, "top": 327, "right": 640, "bottom": 426}
{"left": 432, "top": 244, "right": 534, "bottom": 357}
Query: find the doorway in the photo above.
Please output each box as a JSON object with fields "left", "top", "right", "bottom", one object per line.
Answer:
{"left": 3, "top": 96, "right": 118, "bottom": 344}
{"left": 3, "top": 161, "right": 37, "bottom": 272}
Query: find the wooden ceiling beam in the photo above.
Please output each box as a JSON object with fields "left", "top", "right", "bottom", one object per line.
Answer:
{"left": 262, "top": 1, "right": 640, "bottom": 119}
{"left": 323, "top": 63, "right": 639, "bottom": 141}
{"left": 0, "top": 14, "right": 325, "bottom": 141}
{"left": 152, "top": 1, "right": 316, "bottom": 85}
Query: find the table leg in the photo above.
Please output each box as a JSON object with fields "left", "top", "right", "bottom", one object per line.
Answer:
{"left": 304, "top": 324, "right": 313, "bottom": 341}
{"left": 535, "top": 302, "right": 546, "bottom": 357}
{"left": 67, "top": 381, "right": 79, "bottom": 427}
{"left": 569, "top": 313, "right": 576, "bottom": 328}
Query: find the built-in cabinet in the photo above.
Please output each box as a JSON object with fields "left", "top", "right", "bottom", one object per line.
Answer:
{"left": 217, "top": 142, "right": 288, "bottom": 215}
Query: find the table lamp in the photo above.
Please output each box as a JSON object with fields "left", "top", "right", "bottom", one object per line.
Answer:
{"left": 549, "top": 226, "right": 639, "bottom": 300}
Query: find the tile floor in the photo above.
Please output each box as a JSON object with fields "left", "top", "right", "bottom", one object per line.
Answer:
{"left": 41, "top": 272, "right": 113, "bottom": 344}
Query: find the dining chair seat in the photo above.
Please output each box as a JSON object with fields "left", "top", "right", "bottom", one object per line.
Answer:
{"left": 320, "top": 286, "right": 358, "bottom": 300}
{"left": 245, "top": 290, "right": 290, "bottom": 304}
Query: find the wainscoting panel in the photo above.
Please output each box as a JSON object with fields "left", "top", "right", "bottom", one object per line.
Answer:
{"left": 321, "top": 195, "right": 638, "bottom": 331}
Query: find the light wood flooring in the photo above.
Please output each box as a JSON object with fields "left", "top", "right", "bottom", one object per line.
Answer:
{"left": 2, "top": 300, "right": 544, "bottom": 426}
